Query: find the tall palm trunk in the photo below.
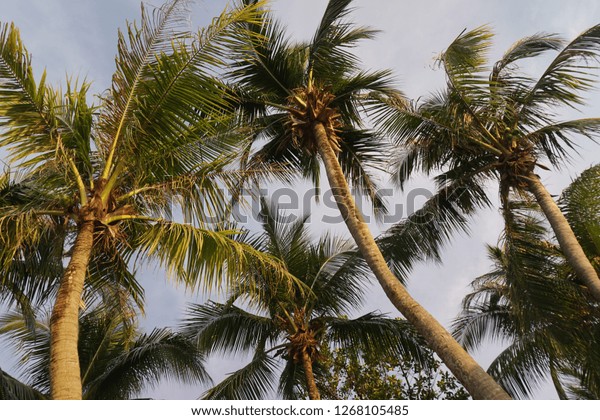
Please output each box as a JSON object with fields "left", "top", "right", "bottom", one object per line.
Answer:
{"left": 300, "top": 349, "right": 320, "bottom": 400}
{"left": 313, "top": 122, "right": 511, "bottom": 400}
{"left": 49, "top": 219, "right": 95, "bottom": 400}
{"left": 526, "top": 175, "right": 600, "bottom": 301}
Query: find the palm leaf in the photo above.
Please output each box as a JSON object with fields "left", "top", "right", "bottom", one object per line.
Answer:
{"left": 525, "top": 24, "right": 600, "bottom": 109}
{"left": 181, "top": 301, "right": 278, "bottom": 355}
{"left": 84, "top": 327, "right": 210, "bottom": 400}
{"left": 0, "top": 368, "right": 45, "bottom": 400}
{"left": 202, "top": 348, "right": 279, "bottom": 400}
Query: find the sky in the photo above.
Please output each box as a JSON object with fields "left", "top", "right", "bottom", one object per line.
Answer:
{"left": 1, "top": 0, "right": 599, "bottom": 400}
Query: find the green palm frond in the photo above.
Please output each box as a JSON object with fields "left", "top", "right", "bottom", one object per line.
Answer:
{"left": 187, "top": 201, "right": 432, "bottom": 400}
{"left": 560, "top": 164, "right": 600, "bottom": 259}
{"left": 202, "top": 348, "right": 279, "bottom": 400}
{"left": 97, "top": 0, "right": 191, "bottom": 172}
{"left": 0, "top": 368, "right": 46, "bottom": 400}
{"left": 524, "top": 118, "right": 600, "bottom": 167}
{"left": 84, "top": 327, "right": 210, "bottom": 400}
{"left": 277, "top": 358, "right": 306, "bottom": 400}
{"left": 492, "top": 33, "right": 563, "bottom": 83}
{"left": 441, "top": 26, "right": 493, "bottom": 77}
{"left": 486, "top": 333, "right": 551, "bottom": 399}
{"left": 114, "top": 5, "right": 264, "bottom": 181}
{"left": 0, "top": 310, "right": 51, "bottom": 392}
{"left": 0, "top": 305, "right": 209, "bottom": 400}
{"left": 325, "top": 314, "right": 428, "bottom": 364}
{"left": 228, "top": 0, "right": 402, "bottom": 211}
{"left": 129, "top": 218, "right": 291, "bottom": 291}
{"left": 181, "top": 301, "right": 277, "bottom": 355}
{"left": 378, "top": 177, "right": 491, "bottom": 282}
{"left": 308, "top": 0, "right": 378, "bottom": 79}
{"left": 0, "top": 22, "right": 57, "bottom": 166}
{"left": 454, "top": 176, "right": 600, "bottom": 398}
{"left": 525, "top": 24, "right": 600, "bottom": 109}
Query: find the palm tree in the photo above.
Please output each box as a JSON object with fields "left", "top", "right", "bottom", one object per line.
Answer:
{"left": 228, "top": 0, "right": 509, "bottom": 399}
{"left": 384, "top": 25, "right": 600, "bottom": 301}
{"left": 453, "top": 166, "right": 600, "bottom": 398}
{"left": 0, "top": 0, "right": 285, "bottom": 399}
{"left": 181, "top": 202, "right": 429, "bottom": 400}
{"left": 0, "top": 304, "right": 209, "bottom": 399}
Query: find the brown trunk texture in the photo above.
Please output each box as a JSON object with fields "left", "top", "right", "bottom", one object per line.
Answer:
{"left": 301, "top": 350, "right": 321, "bottom": 400}
{"left": 313, "top": 122, "right": 511, "bottom": 400}
{"left": 49, "top": 219, "right": 95, "bottom": 400}
{"left": 527, "top": 175, "right": 600, "bottom": 301}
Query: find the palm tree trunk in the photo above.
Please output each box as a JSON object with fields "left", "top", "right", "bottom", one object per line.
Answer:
{"left": 49, "top": 219, "right": 95, "bottom": 400}
{"left": 313, "top": 121, "right": 511, "bottom": 400}
{"left": 526, "top": 174, "right": 600, "bottom": 301}
{"left": 300, "top": 350, "right": 320, "bottom": 400}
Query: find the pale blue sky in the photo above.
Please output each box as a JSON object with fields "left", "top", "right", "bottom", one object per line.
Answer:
{"left": 1, "top": 0, "right": 599, "bottom": 399}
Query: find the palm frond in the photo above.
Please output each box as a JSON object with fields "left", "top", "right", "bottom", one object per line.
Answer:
{"left": 202, "top": 349, "right": 279, "bottom": 399}
{"left": 181, "top": 301, "right": 277, "bottom": 356}
{"left": 0, "top": 22, "right": 58, "bottom": 166}
{"left": 309, "top": 0, "right": 378, "bottom": 79}
{"left": 98, "top": 0, "right": 191, "bottom": 173}
{"left": 378, "top": 177, "right": 491, "bottom": 282}
{"left": 525, "top": 118, "right": 600, "bottom": 166}
{"left": 129, "top": 219, "right": 291, "bottom": 291}
{"left": 487, "top": 334, "right": 551, "bottom": 399}
{"left": 0, "top": 367, "right": 46, "bottom": 399}
{"left": 560, "top": 164, "right": 600, "bottom": 259}
{"left": 109, "top": 1, "right": 266, "bottom": 183}
{"left": 325, "top": 314, "right": 429, "bottom": 365}
{"left": 492, "top": 33, "right": 562, "bottom": 82}
{"left": 525, "top": 24, "right": 600, "bottom": 109}
{"left": 84, "top": 327, "right": 210, "bottom": 400}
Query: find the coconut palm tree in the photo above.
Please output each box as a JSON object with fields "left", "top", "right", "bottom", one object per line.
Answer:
{"left": 0, "top": 0, "right": 287, "bottom": 399}
{"left": 181, "top": 201, "right": 430, "bottom": 400}
{"left": 228, "top": 0, "right": 509, "bottom": 399}
{"left": 453, "top": 165, "right": 600, "bottom": 398}
{"left": 384, "top": 25, "right": 600, "bottom": 301}
{"left": 0, "top": 303, "right": 209, "bottom": 399}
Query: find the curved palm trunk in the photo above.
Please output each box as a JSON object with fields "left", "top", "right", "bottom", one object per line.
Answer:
{"left": 300, "top": 350, "right": 320, "bottom": 400}
{"left": 313, "top": 122, "right": 511, "bottom": 400}
{"left": 526, "top": 175, "right": 600, "bottom": 301}
{"left": 49, "top": 219, "right": 95, "bottom": 400}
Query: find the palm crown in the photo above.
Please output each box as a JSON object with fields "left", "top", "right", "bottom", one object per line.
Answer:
{"left": 385, "top": 25, "right": 600, "bottom": 301}
{"left": 453, "top": 166, "right": 600, "bottom": 398}
{"left": 181, "top": 202, "right": 427, "bottom": 400}
{"left": 230, "top": 0, "right": 401, "bottom": 210}
{"left": 0, "top": 0, "right": 287, "bottom": 399}
{"left": 225, "top": 0, "right": 511, "bottom": 399}
{"left": 0, "top": 303, "right": 209, "bottom": 399}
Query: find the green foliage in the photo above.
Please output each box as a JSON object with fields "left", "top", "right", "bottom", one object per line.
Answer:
{"left": 313, "top": 343, "right": 469, "bottom": 400}
{"left": 382, "top": 24, "right": 600, "bottom": 271}
{"left": 181, "top": 202, "right": 428, "bottom": 399}
{"left": 0, "top": 1, "right": 295, "bottom": 397}
{"left": 0, "top": 304, "right": 209, "bottom": 399}
{"left": 229, "top": 0, "right": 404, "bottom": 214}
{"left": 453, "top": 165, "right": 600, "bottom": 399}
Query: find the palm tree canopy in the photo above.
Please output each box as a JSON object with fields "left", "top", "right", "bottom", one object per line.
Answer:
{"left": 0, "top": 0, "right": 300, "bottom": 399}
{"left": 380, "top": 23, "right": 600, "bottom": 306}
{"left": 181, "top": 202, "right": 428, "bottom": 399}
{"left": 452, "top": 165, "right": 600, "bottom": 398}
{"left": 229, "top": 0, "right": 405, "bottom": 213}
{"left": 0, "top": 304, "right": 210, "bottom": 400}
{"left": 0, "top": 0, "right": 288, "bottom": 302}
{"left": 384, "top": 24, "right": 600, "bottom": 192}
